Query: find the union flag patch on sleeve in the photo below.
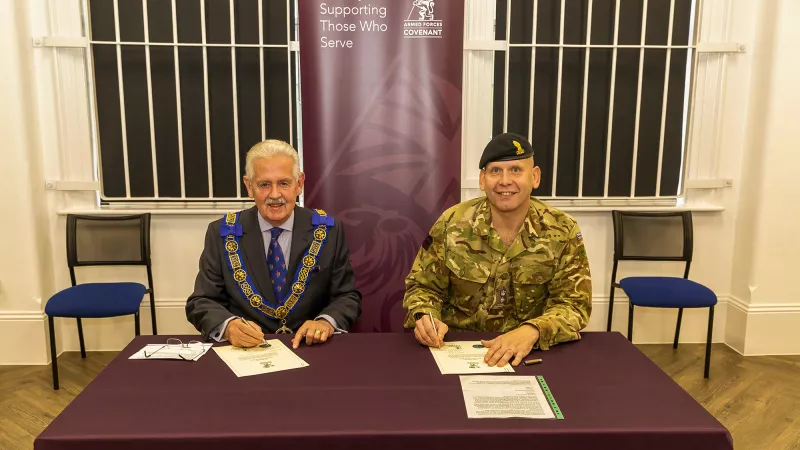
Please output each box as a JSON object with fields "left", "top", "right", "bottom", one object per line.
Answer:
{"left": 421, "top": 234, "right": 434, "bottom": 250}
{"left": 576, "top": 232, "right": 583, "bottom": 241}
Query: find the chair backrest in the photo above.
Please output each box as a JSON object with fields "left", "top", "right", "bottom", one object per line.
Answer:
{"left": 66, "top": 214, "right": 152, "bottom": 274}
{"left": 611, "top": 211, "right": 693, "bottom": 265}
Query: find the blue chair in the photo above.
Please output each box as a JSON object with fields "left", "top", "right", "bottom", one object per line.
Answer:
{"left": 606, "top": 211, "right": 716, "bottom": 378}
{"left": 46, "top": 214, "right": 157, "bottom": 389}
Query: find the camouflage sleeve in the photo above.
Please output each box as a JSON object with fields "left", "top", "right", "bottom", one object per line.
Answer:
{"left": 525, "top": 222, "right": 592, "bottom": 350}
{"left": 402, "top": 214, "right": 450, "bottom": 328}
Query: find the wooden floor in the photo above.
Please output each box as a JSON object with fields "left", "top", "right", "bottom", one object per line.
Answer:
{"left": 638, "top": 344, "right": 800, "bottom": 450}
{"left": 1, "top": 344, "right": 799, "bottom": 449}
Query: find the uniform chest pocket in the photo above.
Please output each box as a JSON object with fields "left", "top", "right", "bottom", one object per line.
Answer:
{"left": 446, "top": 257, "right": 489, "bottom": 284}
{"left": 445, "top": 257, "right": 489, "bottom": 312}
{"left": 512, "top": 244, "right": 558, "bottom": 285}
{"left": 513, "top": 264, "right": 555, "bottom": 285}
{"left": 511, "top": 259, "right": 555, "bottom": 318}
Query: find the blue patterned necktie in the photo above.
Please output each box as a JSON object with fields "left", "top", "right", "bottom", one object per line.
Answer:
{"left": 267, "top": 228, "right": 287, "bottom": 303}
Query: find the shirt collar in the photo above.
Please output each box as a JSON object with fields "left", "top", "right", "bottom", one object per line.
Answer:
{"left": 257, "top": 210, "right": 295, "bottom": 233}
{"left": 471, "top": 197, "right": 541, "bottom": 241}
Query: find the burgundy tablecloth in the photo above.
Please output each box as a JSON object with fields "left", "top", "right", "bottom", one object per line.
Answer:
{"left": 35, "top": 332, "right": 732, "bottom": 450}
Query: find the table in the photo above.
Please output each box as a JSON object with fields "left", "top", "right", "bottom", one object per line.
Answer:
{"left": 35, "top": 332, "right": 733, "bottom": 450}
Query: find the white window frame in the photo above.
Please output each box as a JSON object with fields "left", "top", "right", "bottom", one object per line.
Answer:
{"left": 39, "top": 0, "right": 301, "bottom": 207}
{"left": 36, "top": 0, "right": 739, "bottom": 213}
{"left": 461, "top": 0, "right": 741, "bottom": 209}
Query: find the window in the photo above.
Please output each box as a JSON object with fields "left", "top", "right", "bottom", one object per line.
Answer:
{"left": 68, "top": 0, "right": 721, "bottom": 206}
{"left": 492, "top": 0, "right": 696, "bottom": 199}
{"left": 88, "top": 0, "right": 299, "bottom": 201}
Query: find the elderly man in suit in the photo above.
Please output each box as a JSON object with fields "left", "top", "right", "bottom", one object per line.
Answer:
{"left": 186, "top": 140, "right": 362, "bottom": 349}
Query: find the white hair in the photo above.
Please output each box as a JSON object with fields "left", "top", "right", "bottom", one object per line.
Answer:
{"left": 245, "top": 139, "right": 301, "bottom": 181}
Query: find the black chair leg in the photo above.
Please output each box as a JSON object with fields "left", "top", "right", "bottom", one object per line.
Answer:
{"left": 627, "top": 304, "right": 634, "bottom": 342}
{"left": 674, "top": 308, "right": 684, "bottom": 349}
{"left": 48, "top": 316, "right": 59, "bottom": 390}
{"left": 77, "top": 318, "right": 86, "bottom": 358}
{"left": 134, "top": 311, "right": 141, "bottom": 336}
{"left": 607, "top": 287, "right": 616, "bottom": 332}
{"left": 607, "top": 262, "right": 619, "bottom": 332}
{"left": 149, "top": 296, "right": 158, "bottom": 336}
{"left": 704, "top": 306, "right": 715, "bottom": 379}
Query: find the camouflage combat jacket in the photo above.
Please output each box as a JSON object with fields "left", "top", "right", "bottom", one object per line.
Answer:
{"left": 403, "top": 197, "right": 592, "bottom": 350}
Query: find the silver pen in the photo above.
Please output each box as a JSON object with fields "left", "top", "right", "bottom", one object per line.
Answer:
{"left": 239, "top": 317, "right": 266, "bottom": 344}
{"left": 429, "top": 312, "right": 440, "bottom": 347}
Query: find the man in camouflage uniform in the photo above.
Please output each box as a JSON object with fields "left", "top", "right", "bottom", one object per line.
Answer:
{"left": 403, "top": 133, "right": 591, "bottom": 367}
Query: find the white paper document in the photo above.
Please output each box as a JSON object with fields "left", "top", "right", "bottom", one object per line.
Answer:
{"left": 428, "top": 341, "right": 515, "bottom": 374}
{"left": 129, "top": 342, "right": 213, "bottom": 361}
{"left": 213, "top": 339, "right": 309, "bottom": 377}
{"left": 459, "top": 375, "right": 555, "bottom": 419}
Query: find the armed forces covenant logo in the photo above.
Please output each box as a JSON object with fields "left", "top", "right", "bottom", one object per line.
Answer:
{"left": 404, "top": 0, "right": 443, "bottom": 39}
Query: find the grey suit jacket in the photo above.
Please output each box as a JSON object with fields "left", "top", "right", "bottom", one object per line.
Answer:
{"left": 186, "top": 206, "right": 362, "bottom": 339}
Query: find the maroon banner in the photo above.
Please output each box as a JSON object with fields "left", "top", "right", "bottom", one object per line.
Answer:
{"left": 299, "top": 1, "right": 463, "bottom": 332}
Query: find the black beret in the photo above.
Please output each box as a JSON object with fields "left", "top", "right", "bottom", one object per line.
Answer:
{"left": 478, "top": 133, "right": 534, "bottom": 169}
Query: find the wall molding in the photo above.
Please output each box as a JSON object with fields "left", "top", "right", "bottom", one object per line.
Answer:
{"left": 0, "top": 310, "right": 47, "bottom": 321}
{"left": 0, "top": 311, "right": 49, "bottom": 365}
{"left": 592, "top": 295, "right": 730, "bottom": 306}
{"left": 724, "top": 295, "right": 800, "bottom": 356}
{"left": 602, "top": 293, "right": 800, "bottom": 313}
{"left": 0, "top": 296, "right": 744, "bottom": 314}
{"left": 0, "top": 298, "right": 188, "bottom": 321}
{"left": 726, "top": 295, "right": 800, "bottom": 314}
{"left": 139, "top": 299, "right": 190, "bottom": 308}
{"left": 591, "top": 295, "right": 728, "bottom": 344}
{"left": 5, "top": 295, "right": 800, "bottom": 364}
{"left": 727, "top": 294, "right": 749, "bottom": 313}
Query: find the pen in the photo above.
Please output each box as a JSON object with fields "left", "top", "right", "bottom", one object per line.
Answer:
{"left": 240, "top": 317, "right": 265, "bottom": 344}
{"left": 429, "top": 312, "right": 440, "bottom": 347}
{"left": 522, "top": 358, "right": 542, "bottom": 366}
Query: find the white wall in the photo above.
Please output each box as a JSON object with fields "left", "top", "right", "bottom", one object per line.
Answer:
{"left": 743, "top": 0, "right": 800, "bottom": 308}
{"left": 0, "top": 0, "right": 55, "bottom": 364}
{"left": 2, "top": 0, "right": 799, "bottom": 365}
{"left": 49, "top": 209, "right": 732, "bottom": 353}
{"left": 726, "top": 0, "right": 800, "bottom": 355}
